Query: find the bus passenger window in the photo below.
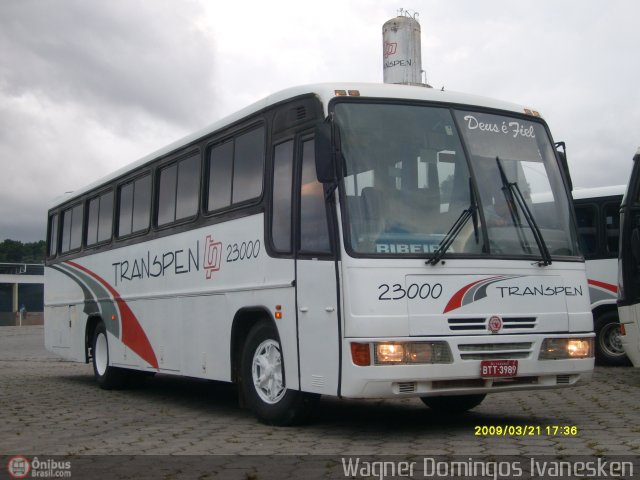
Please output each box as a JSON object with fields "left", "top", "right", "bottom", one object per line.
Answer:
{"left": 176, "top": 154, "right": 200, "bottom": 219}
{"left": 604, "top": 202, "right": 620, "bottom": 256}
{"left": 158, "top": 154, "right": 200, "bottom": 226}
{"left": 208, "top": 141, "right": 233, "bottom": 211}
{"left": 272, "top": 141, "right": 294, "bottom": 252}
{"left": 118, "top": 174, "right": 151, "bottom": 237}
{"left": 97, "top": 192, "right": 113, "bottom": 242}
{"left": 87, "top": 191, "right": 113, "bottom": 246}
{"left": 118, "top": 183, "right": 134, "bottom": 236}
{"left": 574, "top": 204, "right": 598, "bottom": 258}
{"left": 60, "top": 204, "right": 83, "bottom": 253}
{"left": 233, "top": 127, "right": 265, "bottom": 204}
{"left": 132, "top": 175, "right": 151, "bottom": 233}
{"left": 299, "top": 140, "right": 330, "bottom": 253}
{"left": 207, "top": 126, "right": 264, "bottom": 212}
{"left": 48, "top": 214, "right": 58, "bottom": 256}
{"left": 158, "top": 164, "right": 177, "bottom": 226}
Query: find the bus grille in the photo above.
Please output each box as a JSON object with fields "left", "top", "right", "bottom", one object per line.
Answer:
{"left": 458, "top": 342, "right": 533, "bottom": 360}
{"left": 397, "top": 382, "right": 417, "bottom": 394}
{"left": 448, "top": 317, "right": 537, "bottom": 331}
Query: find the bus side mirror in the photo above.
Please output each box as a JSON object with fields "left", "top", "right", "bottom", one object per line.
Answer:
{"left": 315, "top": 122, "right": 336, "bottom": 183}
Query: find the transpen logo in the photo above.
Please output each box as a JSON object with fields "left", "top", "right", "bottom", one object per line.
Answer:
{"left": 204, "top": 235, "right": 222, "bottom": 279}
{"left": 7, "top": 456, "right": 30, "bottom": 479}
{"left": 383, "top": 41, "right": 397, "bottom": 58}
{"left": 443, "top": 275, "right": 523, "bottom": 313}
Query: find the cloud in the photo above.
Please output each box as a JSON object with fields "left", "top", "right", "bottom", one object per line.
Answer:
{"left": 0, "top": 0, "right": 216, "bottom": 128}
{"left": 0, "top": 0, "right": 217, "bottom": 241}
{"left": 420, "top": 0, "right": 640, "bottom": 187}
{"left": 0, "top": 0, "right": 639, "bottom": 242}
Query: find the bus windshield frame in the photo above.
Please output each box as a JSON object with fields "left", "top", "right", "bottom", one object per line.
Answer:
{"left": 332, "top": 99, "right": 580, "bottom": 261}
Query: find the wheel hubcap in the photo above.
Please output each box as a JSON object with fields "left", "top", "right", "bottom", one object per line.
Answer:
{"left": 600, "top": 323, "right": 624, "bottom": 357}
{"left": 252, "top": 339, "right": 285, "bottom": 404}
{"left": 95, "top": 332, "right": 108, "bottom": 376}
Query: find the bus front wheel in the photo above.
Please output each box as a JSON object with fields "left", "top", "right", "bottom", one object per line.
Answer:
{"left": 594, "top": 311, "right": 630, "bottom": 366}
{"left": 92, "top": 322, "right": 126, "bottom": 389}
{"left": 421, "top": 394, "right": 486, "bottom": 413}
{"left": 240, "top": 321, "right": 318, "bottom": 425}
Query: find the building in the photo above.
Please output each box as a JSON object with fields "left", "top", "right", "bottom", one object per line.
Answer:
{"left": 0, "top": 263, "right": 44, "bottom": 326}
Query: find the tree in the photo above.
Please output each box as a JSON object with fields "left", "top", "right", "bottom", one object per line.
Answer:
{"left": 0, "top": 239, "right": 46, "bottom": 263}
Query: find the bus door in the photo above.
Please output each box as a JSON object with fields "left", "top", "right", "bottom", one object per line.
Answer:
{"left": 620, "top": 148, "right": 640, "bottom": 365}
{"left": 294, "top": 136, "right": 341, "bottom": 395}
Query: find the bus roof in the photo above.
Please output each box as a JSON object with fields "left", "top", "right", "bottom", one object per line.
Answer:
{"left": 572, "top": 185, "right": 626, "bottom": 200}
{"left": 50, "top": 82, "right": 538, "bottom": 208}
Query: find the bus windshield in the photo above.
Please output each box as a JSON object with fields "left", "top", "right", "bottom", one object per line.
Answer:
{"left": 334, "top": 102, "right": 580, "bottom": 259}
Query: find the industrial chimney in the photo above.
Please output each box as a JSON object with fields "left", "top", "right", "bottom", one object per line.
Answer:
{"left": 382, "top": 9, "right": 429, "bottom": 87}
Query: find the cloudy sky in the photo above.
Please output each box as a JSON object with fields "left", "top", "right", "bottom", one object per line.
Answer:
{"left": 1, "top": 0, "right": 638, "bottom": 242}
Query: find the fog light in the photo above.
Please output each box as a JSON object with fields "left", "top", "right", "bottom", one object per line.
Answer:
{"left": 539, "top": 338, "right": 594, "bottom": 360}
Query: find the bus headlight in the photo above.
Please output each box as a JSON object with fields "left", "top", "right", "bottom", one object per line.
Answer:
{"left": 375, "top": 343, "right": 405, "bottom": 363}
{"left": 374, "top": 342, "right": 453, "bottom": 365}
{"left": 539, "top": 338, "right": 594, "bottom": 360}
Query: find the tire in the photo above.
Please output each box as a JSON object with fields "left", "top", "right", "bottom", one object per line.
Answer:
{"left": 92, "top": 322, "right": 127, "bottom": 389}
{"left": 594, "top": 311, "right": 630, "bottom": 366}
{"left": 240, "top": 321, "right": 318, "bottom": 425}
{"left": 421, "top": 394, "right": 486, "bottom": 413}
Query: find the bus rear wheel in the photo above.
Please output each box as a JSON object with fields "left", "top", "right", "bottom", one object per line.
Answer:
{"left": 240, "top": 321, "right": 318, "bottom": 425}
{"left": 92, "top": 322, "right": 126, "bottom": 389}
{"left": 421, "top": 394, "right": 486, "bottom": 414}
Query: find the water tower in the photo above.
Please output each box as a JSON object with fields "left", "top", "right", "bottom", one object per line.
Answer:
{"left": 382, "top": 9, "right": 429, "bottom": 87}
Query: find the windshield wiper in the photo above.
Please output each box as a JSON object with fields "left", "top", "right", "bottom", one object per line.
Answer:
{"left": 496, "top": 157, "right": 531, "bottom": 255}
{"left": 427, "top": 179, "right": 479, "bottom": 266}
{"left": 495, "top": 157, "right": 552, "bottom": 266}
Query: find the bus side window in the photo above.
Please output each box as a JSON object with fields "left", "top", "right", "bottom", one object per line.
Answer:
{"left": 574, "top": 204, "right": 598, "bottom": 258}
{"left": 207, "top": 126, "right": 265, "bottom": 212}
{"left": 603, "top": 202, "right": 620, "bottom": 257}
{"left": 271, "top": 140, "right": 294, "bottom": 252}
{"left": 86, "top": 191, "right": 113, "bottom": 246}
{"left": 60, "top": 204, "right": 83, "bottom": 254}
{"left": 158, "top": 153, "right": 200, "bottom": 226}
{"left": 132, "top": 175, "right": 151, "bottom": 233}
{"left": 48, "top": 213, "right": 59, "bottom": 257}
{"left": 233, "top": 127, "right": 264, "bottom": 204}
{"left": 299, "top": 139, "right": 331, "bottom": 254}
{"left": 176, "top": 154, "right": 200, "bottom": 219}
{"left": 118, "top": 174, "right": 151, "bottom": 237}
{"left": 158, "top": 164, "right": 178, "bottom": 226}
{"left": 208, "top": 140, "right": 233, "bottom": 211}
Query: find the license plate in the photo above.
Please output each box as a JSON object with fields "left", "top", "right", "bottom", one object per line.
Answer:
{"left": 480, "top": 359, "right": 518, "bottom": 378}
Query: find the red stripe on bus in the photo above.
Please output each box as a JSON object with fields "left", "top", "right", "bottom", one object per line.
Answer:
{"left": 443, "top": 278, "right": 488, "bottom": 313}
{"left": 66, "top": 260, "right": 159, "bottom": 369}
{"left": 587, "top": 278, "right": 618, "bottom": 294}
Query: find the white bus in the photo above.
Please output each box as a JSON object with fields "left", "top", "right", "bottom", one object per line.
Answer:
{"left": 45, "top": 83, "right": 594, "bottom": 425}
{"left": 572, "top": 185, "right": 629, "bottom": 365}
{"left": 619, "top": 148, "right": 640, "bottom": 367}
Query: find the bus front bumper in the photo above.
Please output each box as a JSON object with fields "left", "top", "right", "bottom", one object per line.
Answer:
{"left": 339, "top": 334, "right": 594, "bottom": 398}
